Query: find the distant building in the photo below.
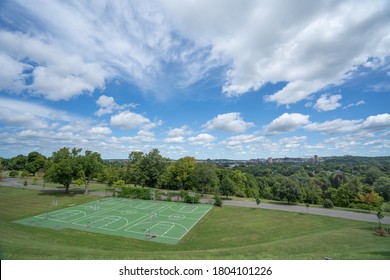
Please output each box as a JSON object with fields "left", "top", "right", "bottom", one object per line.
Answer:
{"left": 314, "top": 155, "right": 318, "bottom": 163}
{"left": 267, "top": 157, "right": 273, "bottom": 164}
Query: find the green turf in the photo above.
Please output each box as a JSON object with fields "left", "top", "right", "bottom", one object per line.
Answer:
{"left": 15, "top": 198, "right": 212, "bottom": 244}
{"left": 0, "top": 186, "right": 389, "bottom": 259}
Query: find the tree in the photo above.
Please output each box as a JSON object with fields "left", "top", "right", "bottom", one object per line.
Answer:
{"left": 377, "top": 209, "right": 384, "bottom": 230}
{"left": 354, "top": 191, "right": 384, "bottom": 212}
{"left": 274, "top": 176, "right": 302, "bottom": 204}
{"left": 229, "top": 170, "right": 247, "bottom": 197}
{"left": 139, "top": 149, "right": 167, "bottom": 188}
{"left": 190, "top": 163, "right": 219, "bottom": 195}
{"left": 25, "top": 151, "right": 46, "bottom": 175}
{"left": 373, "top": 177, "right": 390, "bottom": 202}
{"left": 77, "top": 150, "right": 104, "bottom": 194}
{"left": 220, "top": 176, "right": 235, "bottom": 199}
{"left": 44, "top": 147, "right": 81, "bottom": 193}
{"left": 126, "top": 151, "right": 145, "bottom": 186}
{"left": 8, "top": 154, "right": 27, "bottom": 171}
{"left": 168, "top": 157, "right": 196, "bottom": 190}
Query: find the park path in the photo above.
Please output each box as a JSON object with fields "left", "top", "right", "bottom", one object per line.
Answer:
{"left": 1, "top": 177, "right": 390, "bottom": 225}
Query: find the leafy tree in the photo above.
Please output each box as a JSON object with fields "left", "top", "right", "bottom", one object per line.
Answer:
{"left": 126, "top": 151, "right": 145, "bottom": 186}
{"left": 167, "top": 157, "right": 196, "bottom": 190}
{"left": 354, "top": 192, "right": 384, "bottom": 212}
{"left": 274, "top": 176, "right": 302, "bottom": 204}
{"left": 8, "top": 154, "right": 27, "bottom": 171}
{"left": 44, "top": 147, "right": 81, "bottom": 193}
{"left": 220, "top": 176, "right": 235, "bottom": 199}
{"left": 139, "top": 149, "right": 167, "bottom": 188}
{"left": 364, "top": 167, "right": 383, "bottom": 185}
{"left": 373, "top": 177, "right": 390, "bottom": 202}
{"left": 25, "top": 151, "right": 46, "bottom": 175}
{"left": 229, "top": 169, "right": 247, "bottom": 197}
{"left": 191, "top": 163, "right": 219, "bottom": 195}
{"left": 77, "top": 150, "right": 104, "bottom": 194}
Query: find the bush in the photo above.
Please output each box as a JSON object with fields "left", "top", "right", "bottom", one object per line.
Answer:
{"left": 214, "top": 194, "right": 223, "bottom": 207}
{"left": 9, "top": 170, "right": 19, "bottom": 178}
{"left": 382, "top": 202, "right": 390, "bottom": 213}
{"left": 323, "top": 198, "right": 334, "bottom": 208}
{"left": 21, "top": 171, "right": 29, "bottom": 178}
{"left": 119, "top": 186, "right": 159, "bottom": 200}
{"left": 180, "top": 191, "right": 200, "bottom": 204}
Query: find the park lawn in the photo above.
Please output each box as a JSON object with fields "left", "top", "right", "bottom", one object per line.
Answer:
{"left": 0, "top": 186, "right": 389, "bottom": 260}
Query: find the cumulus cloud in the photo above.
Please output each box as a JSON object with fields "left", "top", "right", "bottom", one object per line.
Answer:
{"left": 162, "top": 0, "right": 390, "bottom": 104}
{"left": 204, "top": 112, "right": 254, "bottom": 133}
{"left": 304, "top": 119, "right": 361, "bottom": 134}
{"left": 164, "top": 125, "right": 193, "bottom": 143}
{"left": 95, "top": 95, "right": 138, "bottom": 116}
{"left": 110, "top": 110, "right": 154, "bottom": 130}
{"left": 0, "top": 31, "right": 108, "bottom": 100}
{"left": 304, "top": 113, "right": 390, "bottom": 134}
{"left": 264, "top": 113, "right": 310, "bottom": 135}
{"left": 188, "top": 133, "right": 216, "bottom": 145}
{"left": 361, "top": 113, "right": 390, "bottom": 131}
{"left": 313, "top": 94, "right": 342, "bottom": 111}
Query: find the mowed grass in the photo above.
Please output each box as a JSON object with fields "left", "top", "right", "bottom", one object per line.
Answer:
{"left": 0, "top": 186, "right": 389, "bottom": 260}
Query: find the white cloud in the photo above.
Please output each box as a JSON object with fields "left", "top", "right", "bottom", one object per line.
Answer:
{"left": 95, "top": 95, "right": 138, "bottom": 116}
{"left": 361, "top": 113, "right": 390, "bottom": 131}
{"left": 110, "top": 110, "right": 152, "bottom": 130}
{"left": 2, "top": 1, "right": 389, "bottom": 103}
{"left": 164, "top": 125, "right": 193, "bottom": 143}
{"left": 162, "top": 0, "right": 390, "bottom": 104}
{"left": 0, "top": 31, "right": 108, "bottom": 100}
{"left": 222, "top": 134, "right": 266, "bottom": 147}
{"left": 204, "top": 112, "right": 254, "bottom": 133}
{"left": 305, "top": 113, "right": 390, "bottom": 134}
{"left": 188, "top": 133, "right": 216, "bottom": 145}
{"left": 343, "top": 100, "right": 365, "bottom": 109}
{"left": 304, "top": 119, "right": 361, "bottom": 134}
{"left": 264, "top": 113, "right": 310, "bottom": 135}
{"left": 166, "top": 126, "right": 193, "bottom": 138}
{"left": 88, "top": 126, "right": 112, "bottom": 136}
{"left": 313, "top": 94, "right": 342, "bottom": 111}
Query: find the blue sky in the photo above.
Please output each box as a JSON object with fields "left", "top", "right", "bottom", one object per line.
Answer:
{"left": 0, "top": 0, "right": 390, "bottom": 159}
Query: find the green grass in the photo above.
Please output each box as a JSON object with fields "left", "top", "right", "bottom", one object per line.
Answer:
{"left": 0, "top": 186, "right": 389, "bottom": 260}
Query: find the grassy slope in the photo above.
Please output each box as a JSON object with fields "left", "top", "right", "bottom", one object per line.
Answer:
{"left": 0, "top": 186, "right": 389, "bottom": 260}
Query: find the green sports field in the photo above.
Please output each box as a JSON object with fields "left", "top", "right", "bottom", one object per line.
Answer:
{"left": 15, "top": 197, "right": 213, "bottom": 244}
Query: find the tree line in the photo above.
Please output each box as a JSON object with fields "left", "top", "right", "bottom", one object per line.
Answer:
{"left": 1, "top": 148, "right": 390, "bottom": 211}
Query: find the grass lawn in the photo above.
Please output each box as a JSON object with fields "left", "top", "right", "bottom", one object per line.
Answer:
{"left": 0, "top": 186, "right": 389, "bottom": 260}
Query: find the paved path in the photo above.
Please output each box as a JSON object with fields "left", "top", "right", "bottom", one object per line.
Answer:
{"left": 222, "top": 200, "right": 390, "bottom": 225}
{"left": 1, "top": 178, "right": 390, "bottom": 225}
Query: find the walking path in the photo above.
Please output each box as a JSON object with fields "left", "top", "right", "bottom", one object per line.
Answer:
{"left": 1, "top": 177, "right": 390, "bottom": 225}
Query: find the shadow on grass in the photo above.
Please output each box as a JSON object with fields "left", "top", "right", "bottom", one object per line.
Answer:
{"left": 38, "top": 189, "right": 82, "bottom": 197}
{"left": 267, "top": 201, "right": 299, "bottom": 206}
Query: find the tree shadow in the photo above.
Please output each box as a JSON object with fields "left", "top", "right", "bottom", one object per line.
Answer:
{"left": 37, "top": 189, "right": 82, "bottom": 197}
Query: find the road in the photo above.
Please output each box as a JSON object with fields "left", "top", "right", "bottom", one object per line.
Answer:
{"left": 1, "top": 177, "right": 390, "bottom": 225}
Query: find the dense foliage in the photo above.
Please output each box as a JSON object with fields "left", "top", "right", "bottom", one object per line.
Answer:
{"left": 1, "top": 149, "right": 390, "bottom": 211}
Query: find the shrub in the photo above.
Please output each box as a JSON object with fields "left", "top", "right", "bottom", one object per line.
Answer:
{"left": 119, "top": 186, "right": 159, "bottom": 200}
{"left": 323, "top": 198, "right": 334, "bottom": 208}
{"left": 180, "top": 191, "right": 200, "bottom": 204}
{"left": 382, "top": 203, "right": 390, "bottom": 213}
{"left": 9, "top": 170, "right": 19, "bottom": 178}
{"left": 21, "top": 171, "right": 29, "bottom": 178}
{"left": 214, "top": 194, "right": 223, "bottom": 207}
